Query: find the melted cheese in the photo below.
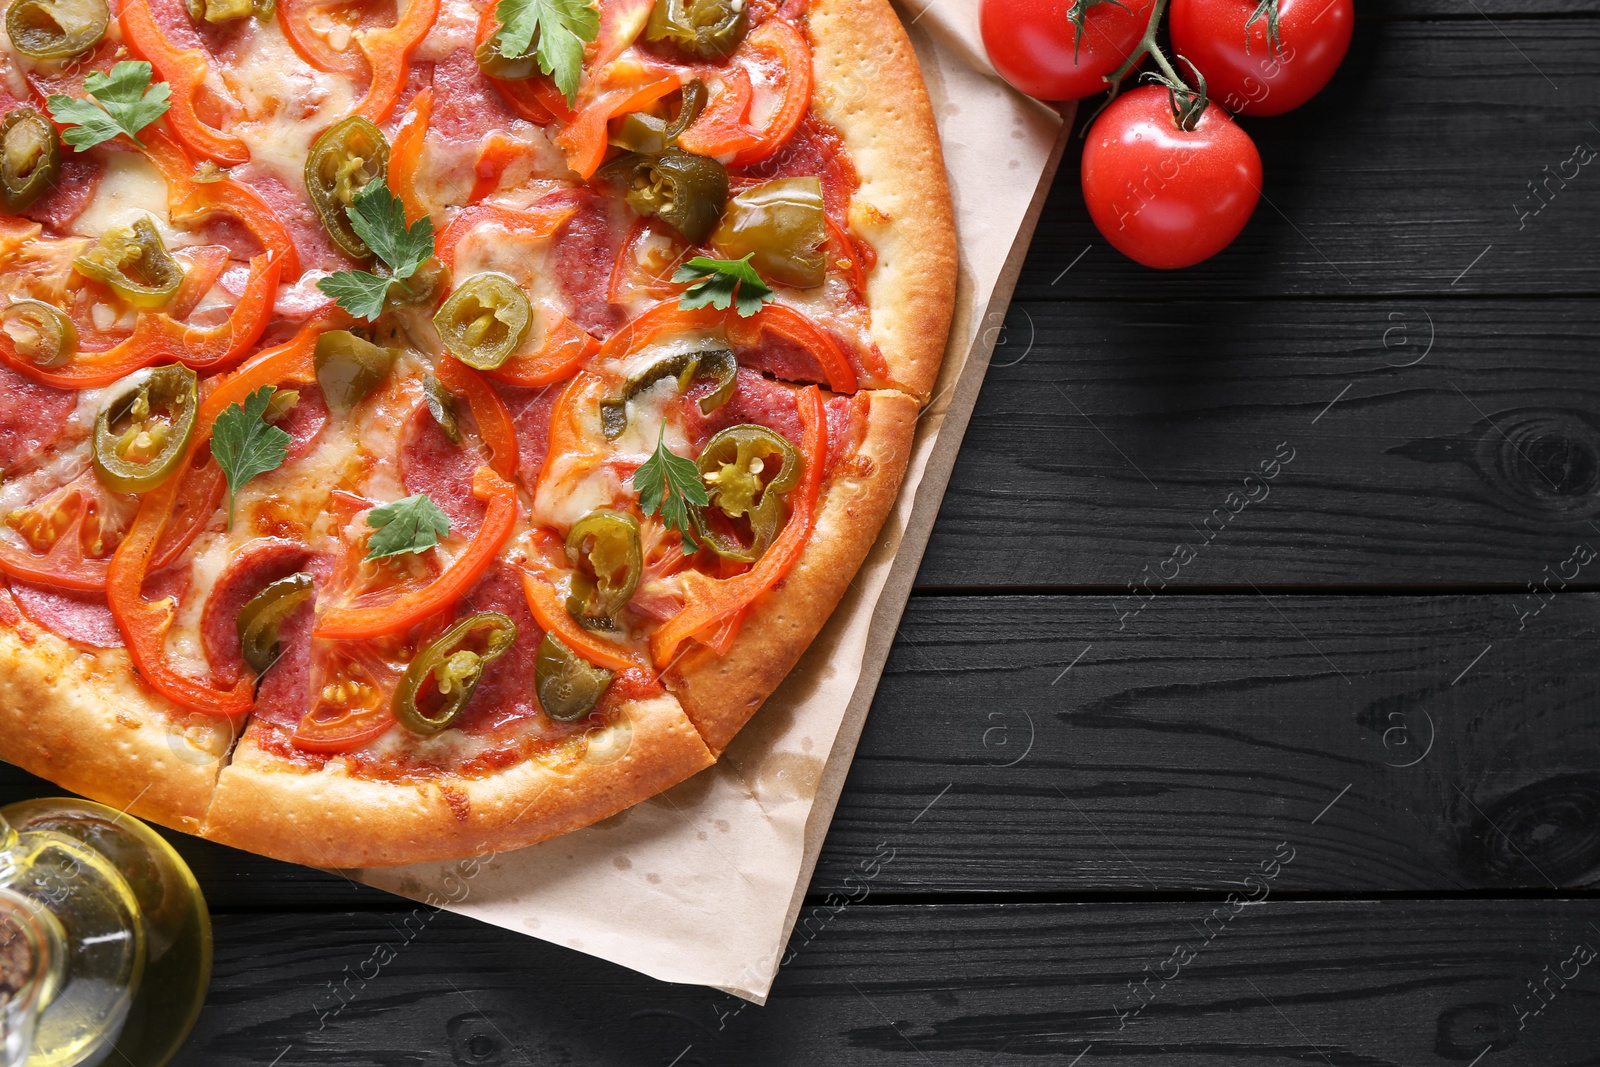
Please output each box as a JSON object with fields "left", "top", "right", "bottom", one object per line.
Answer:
{"left": 66, "top": 154, "right": 183, "bottom": 245}
{"left": 223, "top": 21, "right": 359, "bottom": 190}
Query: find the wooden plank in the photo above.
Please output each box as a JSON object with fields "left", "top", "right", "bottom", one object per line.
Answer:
{"left": 1387, "top": 1, "right": 1600, "bottom": 14}
{"left": 818, "top": 593, "right": 1600, "bottom": 895}
{"left": 918, "top": 298, "right": 1600, "bottom": 588}
{"left": 173, "top": 900, "right": 1600, "bottom": 1065}
{"left": 5, "top": 593, "right": 1595, "bottom": 903}
{"left": 1016, "top": 21, "right": 1600, "bottom": 301}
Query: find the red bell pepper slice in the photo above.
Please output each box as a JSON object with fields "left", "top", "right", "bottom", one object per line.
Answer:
{"left": 389, "top": 87, "right": 433, "bottom": 224}
{"left": 677, "top": 18, "right": 812, "bottom": 167}
{"left": 434, "top": 200, "right": 581, "bottom": 269}
{"left": 0, "top": 252, "right": 282, "bottom": 388}
{"left": 313, "top": 467, "right": 517, "bottom": 640}
{"left": 556, "top": 73, "right": 684, "bottom": 180}
{"left": 119, "top": 0, "right": 251, "bottom": 166}
{"left": 480, "top": 314, "right": 598, "bottom": 389}
{"left": 520, "top": 563, "right": 648, "bottom": 673}
{"left": 469, "top": 132, "right": 531, "bottom": 204}
{"left": 649, "top": 385, "right": 826, "bottom": 667}
{"left": 433, "top": 358, "right": 518, "bottom": 479}
{"left": 353, "top": 0, "right": 441, "bottom": 125}
{"left": 145, "top": 131, "right": 302, "bottom": 279}
{"left": 107, "top": 323, "right": 327, "bottom": 715}
{"left": 472, "top": 4, "right": 571, "bottom": 125}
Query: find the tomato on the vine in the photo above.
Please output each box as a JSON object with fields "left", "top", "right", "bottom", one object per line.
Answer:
{"left": 980, "top": 0, "right": 1155, "bottom": 101}
{"left": 1080, "top": 84, "right": 1261, "bottom": 269}
{"left": 1170, "top": 0, "right": 1353, "bottom": 116}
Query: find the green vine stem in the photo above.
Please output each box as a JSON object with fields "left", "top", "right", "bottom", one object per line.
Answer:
{"left": 1083, "top": 0, "right": 1210, "bottom": 132}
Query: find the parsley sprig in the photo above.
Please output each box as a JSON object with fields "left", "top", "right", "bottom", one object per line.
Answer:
{"left": 46, "top": 61, "right": 172, "bottom": 152}
{"left": 674, "top": 255, "right": 775, "bottom": 318}
{"left": 315, "top": 178, "right": 436, "bottom": 321}
{"left": 210, "top": 386, "right": 292, "bottom": 527}
{"left": 364, "top": 494, "right": 451, "bottom": 561}
{"left": 634, "top": 425, "right": 709, "bottom": 552}
{"left": 493, "top": 0, "right": 600, "bottom": 106}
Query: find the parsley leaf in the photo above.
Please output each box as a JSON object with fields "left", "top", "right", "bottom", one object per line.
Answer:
{"left": 46, "top": 61, "right": 171, "bottom": 152}
{"left": 674, "top": 255, "right": 775, "bottom": 318}
{"left": 634, "top": 425, "right": 709, "bottom": 552}
{"left": 364, "top": 494, "right": 451, "bottom": 560}
{"left": 210, "top": 386, "right": 292, "bottom": 527}
{"left": 314, "top": 178, "right": 436, "bottom": 321}
{"left": 493, "top": 0, "right": 599, "bottom": 106}
{"left": 315, "top": 270, "right": 394, "bottom": 322}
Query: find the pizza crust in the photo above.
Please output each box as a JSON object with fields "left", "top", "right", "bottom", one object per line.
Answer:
{"left": 662, "top": 389, "right": 919, "bottom": 753}
{"left": 202, "top": 694, "right": 715, "bottom": 867}
{"left": 0, "top": 623, "right": 229, "bottom": 834}
{"left": 808, "top": 0, "right": 957, "bottom": 402}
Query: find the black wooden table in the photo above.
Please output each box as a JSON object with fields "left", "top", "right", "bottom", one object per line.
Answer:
{"left": 6, "top": 3, "right": 1600, "bottom": 1062}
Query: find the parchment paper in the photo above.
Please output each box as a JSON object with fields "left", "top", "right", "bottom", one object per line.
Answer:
{"left": 354, "top": 0, "right": 1069, "bottom": 1003}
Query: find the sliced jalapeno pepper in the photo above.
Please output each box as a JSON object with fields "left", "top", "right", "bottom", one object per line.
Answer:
{"left": 237, "top": 572, "right": 314, "bottom": 675}
{"left": 6, "top": 0, "right": 108, "bottom": 59}
{"left": 599, "top": 348, "right": 736, "bottom": 439}
{"left": 1, "top": 299, "right": 75, "bottom": 368}
{"left": 474, "top": 26, "right": 540, "bottom": 80}
{"left": 693, "top": 423, "right": 800, "bottom": 562}
{"left": 304, "top": 116, "right": 389, "bottom": 260}
{"left": 564, "top": 509, "right": 642, "bottom": 621}
{"left": 644, "top": 0, "right": 746, "bottom": 58}
{"left": 535, "top": 633, "right": 614, "bottom": 722}
{"left": 710, "top": 177, "right": 828, "bottom": 289}
{"left": 610, "top": 81, "right": 707, "bottom": 154}
{"left": 0, "top": 109, "right": 60, "bottom": 213}
{"left": 606, "top": 149, "right": 728, "bottom": 245}
{"left": 184, "top": 0, "right": 250, "bottom": 20}
{"left": 73, "top": 217, "right": 185, "bottom": 309}
{"left": 422, "top": 373, "right": 462, "bottom": 445}
{"left": 314, "top": 330, "right": 397, "bottom": 410}
{"left": 432, "top": 272, "right": 531, "bottom": 370}
{"left": 91, "top": 364, "right": 199, "bottom": 494}
{"left": 393, "top": 611, "right": 518, "bottom": 734}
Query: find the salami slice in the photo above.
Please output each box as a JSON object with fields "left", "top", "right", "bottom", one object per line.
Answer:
{"left": 277, "top": 386, "right": 330, "bottom": 461}
{"left": 430, "top": 50, "right": 520, "bottom": 146}
{"left": 0, "top": 365, "right": 78, "bottom": 473}
{"left": 248, "top": 601, "right": 313, "bottom": 729}
{"left": 455, "top": 562, "right": 542, "bottom": 732}
{"left": 21, "top": 153, "right": 102, "bottom": 228}
{"left": 736, "top": 330, "right": 827, "bottom": 385}
{"left": 684, "top": 370, "right": 857, "bottom": 473}
{"left": 497, "top": 382, "right": 560, "bottom": 489}
{"left": 200, "top": 538, "right": 313, "bottom": 686}
{"left": 399, "top": 404, "right": 487, "bottom": 536}
{"left": 553, "top": 197, "right": 623, "bottom": 335}
{"left": 10, "top": 582, "right": 123, "bottom": 649}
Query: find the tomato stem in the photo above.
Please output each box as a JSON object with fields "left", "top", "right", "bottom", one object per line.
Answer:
{"left": 1089, "top": 0, "right": 1209, "bottom": 132}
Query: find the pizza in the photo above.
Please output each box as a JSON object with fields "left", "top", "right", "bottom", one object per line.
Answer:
{"left": 0, "top": 0, "right": 953, "bottom": 866}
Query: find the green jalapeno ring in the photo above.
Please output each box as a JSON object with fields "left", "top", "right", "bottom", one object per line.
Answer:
{"left": 474, "top": 29, "right": 541, "bottom": 80}
{"left": 6, "top": 0, "right": 109, "bottom": 60}
{"left": 535, "top": 633, "right": 614, "bottom": 722}
{"left": 237, "top": 572, "right": 315, "bottom": 676}
{"left": 599, "top": 348, "right": 736, "bottom": 440}
{"left": 605, "top": 149, "right": 729, "bottom": 245}
{"left": 1, "top": 299, "right": 76, "bottom": 368}
{"left": 314, "top": 330, "right": 398, "bottom": 411}
{"left": 432, "top": 272, "right": 532, "bottom": 370}
{"left": 305, "top": 116, "right": 390, "bottom": 260}
{"left": 564, "top": 509, "right": 643, "bottom": 621}
{"left": 610, "top": 80, "right": 708, "bottom": 155}
{"left": 0, "top": 108, "right": 60, "bottom": 213}
{"left": 693, "top": 423, "right": 800, "bottom": 563}
{"left": 710, "top": 176, "right": 828, "bottom": 289}
{"left": 644, "top": 0, "right": 746, "bottom": 59}
{"left": 91, "top": 364, "right": 200, "bottom": 494}
{"left": 73, "top": 217, "right": 186, "bottom": 310}
{"left": 394, "top": 611, "right": 519, "bottom": 735}
{"left": 184, "top": 0, "right": 250, "bottom": 21}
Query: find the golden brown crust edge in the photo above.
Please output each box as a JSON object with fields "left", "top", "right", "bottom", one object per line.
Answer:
{"left": 808, "top": 0, "right": 957, "bottom": 402}
{"left": 202, "top": 694, "right": 715, "bottom": 867}
{"left": 663, "top": 390, "right": 919, "bottom": 754}
{"left": 0, "top": 622, "right": 229, "bottom": 834}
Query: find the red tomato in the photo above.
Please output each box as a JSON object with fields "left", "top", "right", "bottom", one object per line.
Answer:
{"left": 980, "top": 0, "right": 1155, "bottom": 101}
{"left": 1170, "top": 0, "right": 1353, "bottom": 116}
{"left": 1080, "top": 85, "right": 1262, "bottom": 269}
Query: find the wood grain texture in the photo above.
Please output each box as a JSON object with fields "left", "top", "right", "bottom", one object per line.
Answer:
{"left": 172, "top": 901, "right": 1600, "bottom": 1065}
{"left": 817, "top": 594, "right": 1600, "bottom": 895}
{"left": 1015, "top": 22, "right": 1600, "bottom": 302}
{"left": 918, "top": 298, "right": 1600, "bottom": 588}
